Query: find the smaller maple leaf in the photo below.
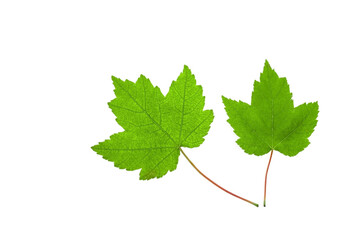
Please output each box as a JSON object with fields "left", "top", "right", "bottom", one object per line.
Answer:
{"left": 222, "top": 60, "right": 319, "bottom": 206}
{"left": 222, "top": 60, "right": 319, "bottom": 156}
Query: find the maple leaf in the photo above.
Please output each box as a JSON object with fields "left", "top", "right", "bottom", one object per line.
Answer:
{"left": 222, "top": 60, "right": 319, "bottom": 206}
{"left": 91, "top": 66, "right": 214, "bottom": 180}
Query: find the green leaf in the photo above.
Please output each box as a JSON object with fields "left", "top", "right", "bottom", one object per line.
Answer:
{"left": 222, "top": 60, "right": 319, "bottom": 157}
{"left": 92, "top": 66, "right": 214, "bottom": 180}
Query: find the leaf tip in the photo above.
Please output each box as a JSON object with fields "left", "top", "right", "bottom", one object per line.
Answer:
{"left": 137, "top": 74, "right": 149, "bottom": 83}
{"left": 221, "top": 95, "right": 229, "bottom": 103}
{"left": 90, "top": 143, "right": 100, "bottom": 154}
{"left": 182, "top": 65, "right": 192, "bottom": 76}
{"left": 111, "top": 75, "right": 127, "bottom": 90}
{"left": 264, "top": 59, "right": 272, "bottom": 69}
{"left": 111, "top": 75, "right": 118, "bottom": 81}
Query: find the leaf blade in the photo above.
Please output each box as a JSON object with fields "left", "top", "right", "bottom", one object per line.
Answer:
{"left": 92, "top": 66, "right": 213, "bottom": 179}
{"left": 223, "top": 60, "right": 319, "bottom": 157}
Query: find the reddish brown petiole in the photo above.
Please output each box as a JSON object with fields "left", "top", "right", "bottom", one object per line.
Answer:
{"left": 264, "top": 149, "right": 274, "bottom": 207}
{"left": 180, "top": 147, "right": 259, "bottom": 207}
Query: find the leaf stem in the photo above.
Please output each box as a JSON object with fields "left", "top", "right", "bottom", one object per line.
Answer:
{"left": 264, "top": 149, "right": 274, "bottom": 207}
{"left": 179, "top": 148, "right": 259, "bottom": 207}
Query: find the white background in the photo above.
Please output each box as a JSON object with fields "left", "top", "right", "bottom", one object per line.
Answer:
{"left": 1, "top": 0, "right": 359, "bottom": 239}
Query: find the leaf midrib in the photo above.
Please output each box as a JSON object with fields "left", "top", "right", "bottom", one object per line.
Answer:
{"left": 92, "top": 146, "right": 177, "bottom": 151}
{"left": 141, "top": 148, "right": 179, "bottom": 179}
{"left": 178, "top": 74, "right": 188, "bottom": 143}
{"left": 115, "top": 80, "right": 177, "bottom": 145}
{"left": 273, "top": 108, "right": 313, "bottom": 149}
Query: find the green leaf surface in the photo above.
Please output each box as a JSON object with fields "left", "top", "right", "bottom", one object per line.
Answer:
{"left": 222, "top": 60, "right": 319, "bottom": 156}
{"left": 92, "top": 66, "right": 214, "bottom": 180}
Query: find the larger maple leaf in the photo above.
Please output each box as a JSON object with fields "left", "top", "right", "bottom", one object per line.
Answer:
{"left": 92, "top": 66, "right": 259, "bottom": 207}
{"left": 222, "top": 60, "right": 319, "bottom": 206}
{"left": 92, "top": 66, "right": 214, "bottom": 180}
